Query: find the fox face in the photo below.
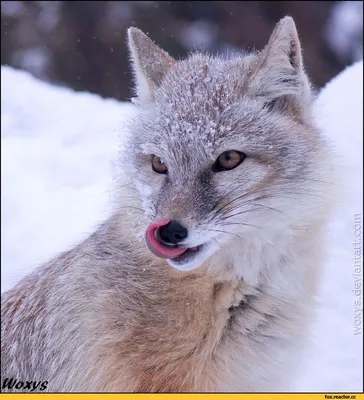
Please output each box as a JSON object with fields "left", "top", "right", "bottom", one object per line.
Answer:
{"left": 124, "top": 18, "right": 334, "bottom": 273}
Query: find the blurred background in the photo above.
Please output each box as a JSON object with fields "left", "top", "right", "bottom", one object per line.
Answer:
{"left": 1, "top": 1, "right": 363, "bottom": 101}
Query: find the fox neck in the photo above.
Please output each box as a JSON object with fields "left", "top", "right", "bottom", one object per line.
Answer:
{"left": 205, "top": 224, "right": 325, "bottom": 302}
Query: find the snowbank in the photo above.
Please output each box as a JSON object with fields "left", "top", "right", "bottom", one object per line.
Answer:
{"left": 1, "top": 66, "right": 134, "bottom": 292}
{"left": 293, "top": 60, "right": 363, "bottom": 392}
{"left": 1, "top": 62, "right": 363, "bottom": 392}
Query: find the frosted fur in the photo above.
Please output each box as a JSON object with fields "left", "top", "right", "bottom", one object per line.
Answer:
{"left": 1, "top": 17, "right": 337, "bottom": 392}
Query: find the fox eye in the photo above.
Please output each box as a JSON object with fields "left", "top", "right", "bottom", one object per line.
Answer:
{"left": 152, "top": 155, "right": 168, "bottom": 174}
{"left": 212, "top": 150, "right": 245, "bottom": 172}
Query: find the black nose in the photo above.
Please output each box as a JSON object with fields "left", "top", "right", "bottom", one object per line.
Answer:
{"left": 158, "top": 220, "right": 188, "bottom": 246}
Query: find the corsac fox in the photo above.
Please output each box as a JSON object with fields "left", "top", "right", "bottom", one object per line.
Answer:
{"left": 1, "top": 17, "right": 336, "bottom": 392}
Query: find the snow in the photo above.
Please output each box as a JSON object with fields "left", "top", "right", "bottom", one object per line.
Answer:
{"left": 1, "top": 66, "right": 134, "bottom": 293}
{"left": 1, "top": 62, "right": 363, "bottom": 392}
{"left": 293, "top": 60, "right": 363, "bottom": 392}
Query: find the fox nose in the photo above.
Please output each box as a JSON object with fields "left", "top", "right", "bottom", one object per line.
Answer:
{"left": 158, "top": 220, "right": 188, "bottom": 246}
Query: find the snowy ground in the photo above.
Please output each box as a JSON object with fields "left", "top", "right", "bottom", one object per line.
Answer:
{"left": 1, "top": 63, "right": 363, "bottom": 392}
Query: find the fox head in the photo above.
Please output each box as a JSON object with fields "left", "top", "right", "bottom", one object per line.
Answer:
{"left": 123, "top": 17, "right": 334, "bottom": 275}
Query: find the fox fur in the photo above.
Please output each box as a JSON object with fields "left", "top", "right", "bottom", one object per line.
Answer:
{"left": 1, "top": 17, "right": 337, "bottom": 392}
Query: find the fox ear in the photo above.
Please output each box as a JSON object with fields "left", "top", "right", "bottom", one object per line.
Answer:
{"left": 127, "top": 27, "right": 176, "bottom": 102}
{"left": 249, "top": 17, "right": 311, "bottom": 118}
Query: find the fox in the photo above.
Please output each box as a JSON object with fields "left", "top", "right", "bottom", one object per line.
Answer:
{"left": 1, "top": 17, "right": 337, "bottom": 392}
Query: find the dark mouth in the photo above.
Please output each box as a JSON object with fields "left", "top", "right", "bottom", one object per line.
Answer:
{"left": 170, "top": 244, "right": 203, "bottom": 264}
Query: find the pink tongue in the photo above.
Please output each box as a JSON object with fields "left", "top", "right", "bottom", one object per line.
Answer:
{"left": 146, "top": 218, "right": 188, "bottom": 259}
